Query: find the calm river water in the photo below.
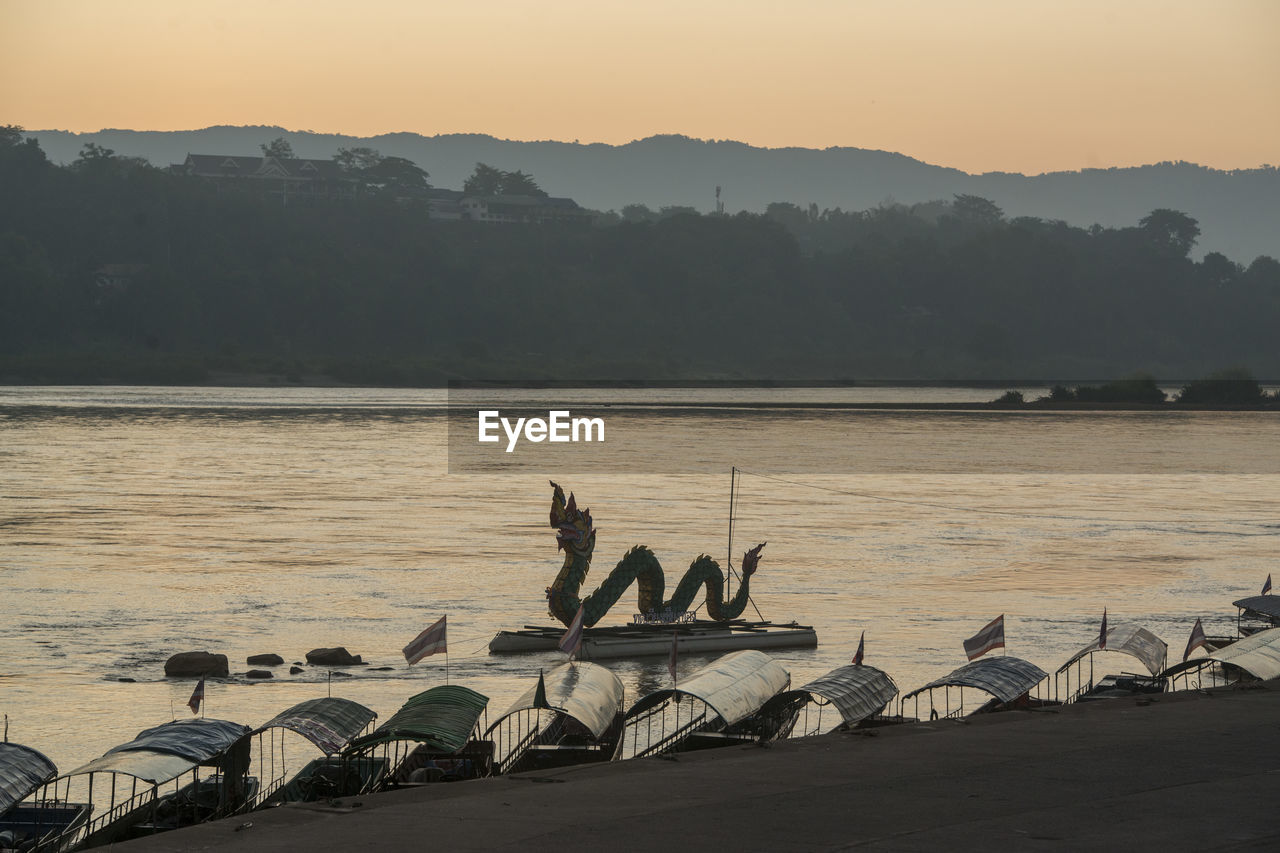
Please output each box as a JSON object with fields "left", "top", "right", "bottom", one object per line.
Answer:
{"left": 2, "top": 386, "right": 1278, "bottom": 772}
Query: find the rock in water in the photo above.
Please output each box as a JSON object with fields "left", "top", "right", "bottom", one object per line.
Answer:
{"left": 289, "top": 666, "right": 304, "bottom": 674}
{"left": 165, "top": 651, "right": 229, "bottom": 678}
{"left": 305, "top": 647, "right": 363, "bottom": 666}
{"left": 247, "top": 653, "right": 284, "bottom": 666}
{"left": 246, "top": 669, "right": 273, "bottom": 679}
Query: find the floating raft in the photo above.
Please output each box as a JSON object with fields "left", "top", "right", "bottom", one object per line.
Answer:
{"left": 488, "top": 619, "right": 818, "bottom": 659}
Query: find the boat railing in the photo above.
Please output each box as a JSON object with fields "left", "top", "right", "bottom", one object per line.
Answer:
{"left": 623, "top": 710, "right": 708, "bottom": 760}
{"left": 61, "top": 782, "right": 159, "bottom": 849}
{"left": 494, "top": 727, "right": 540, "bottom": 776}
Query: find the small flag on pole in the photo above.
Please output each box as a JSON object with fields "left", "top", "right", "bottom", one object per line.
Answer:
{"left": 963, "top": 615, "right": 1005, "bottom": 661}
{"left": 558, "top": 604, "right": 585, "bottom": 658}
{"left": 187, "top": 677, "right": 205, "bottom": 715}
{"left": 668, "top": 631, "right": 679, "bottom": 683}
{"left": 852, "top": 630, "right": 865, "bottom": 666}
{"left": 403, "top": 615, "right": 448, "bottom": 664}
{"left": 1263, "top": 574, "right": 1273, "bottom": 595}
{"left": 1183, "top": 618, "right": 1208, "bottom": 662}
{"left": 1099, "top": 608, "right": 1108, "bottom": 651}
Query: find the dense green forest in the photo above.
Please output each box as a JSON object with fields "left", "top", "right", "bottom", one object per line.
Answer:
{"left": 2, "top": 127, "right": 1278, "bottom": 385}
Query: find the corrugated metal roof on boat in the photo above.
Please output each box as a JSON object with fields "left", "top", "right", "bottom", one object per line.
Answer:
{"left": 491, "top": 662, "right": 624, "bottom": 739}
{"left": 901, "top": 656, "right": 1047, "bottom": 705}
{"left": 0, "top": 742, "right": 57, "bottom": 813}
{"left": 795, "top": 665, "right": 899, "bottom": 726}
{"left": 1055, "top": 623, "right": 1168, "bottom": 676}
{"left": 252, "top": 697, "right": 377, "bottom": 755}
{"left": 1232, "top": 595, "right": 1280, "bottom": 621}
{"left": 1205, "top": 626, "right": 1280, "bottom": 680}
{"left": 624, "top": 650, "right": 790, "bottom": 726}
{"left": 346, "top": 686, "right": 488, "bottom": 754}
{"left": 63, "top": 718, "right": 252, "bottom": 784}
{"left": 62, "top": 749, "right": 197, "bottom": 785}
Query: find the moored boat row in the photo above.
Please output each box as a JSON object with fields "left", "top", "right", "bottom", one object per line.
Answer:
{"left": 4, "top": 592, "right": 1277, "bottom": 852}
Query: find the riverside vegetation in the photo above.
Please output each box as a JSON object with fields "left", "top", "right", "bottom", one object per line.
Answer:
{"left": 2, "top": 127, "right": 1279, "bottom": 385}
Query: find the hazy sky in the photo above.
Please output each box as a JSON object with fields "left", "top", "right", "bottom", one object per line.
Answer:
{"left": 2, "top": 0, "right": 1276, "bottom": 174}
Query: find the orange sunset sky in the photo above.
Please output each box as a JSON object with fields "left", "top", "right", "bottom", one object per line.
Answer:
{"left": 2, "top": 0, "right": 1277, "bottom": 175}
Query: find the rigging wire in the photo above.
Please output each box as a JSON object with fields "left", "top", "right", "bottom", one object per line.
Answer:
{"left": 735, "top": 468, "right": 1280, "bottom": 528}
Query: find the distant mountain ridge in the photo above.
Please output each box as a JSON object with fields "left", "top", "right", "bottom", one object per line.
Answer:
{"left": 26, "top": 125, "right": 1279, "bottom": 262}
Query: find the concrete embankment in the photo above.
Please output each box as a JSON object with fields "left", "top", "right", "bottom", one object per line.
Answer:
{"left": 119, "top": 683, "right": 1280, "bottom": 852}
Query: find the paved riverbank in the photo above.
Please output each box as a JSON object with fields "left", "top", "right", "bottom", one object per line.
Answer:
{"left": 119, "top": 682, "right": 1280, "bottom": 852}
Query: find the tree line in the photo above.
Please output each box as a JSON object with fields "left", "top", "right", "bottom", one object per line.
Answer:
{"left": 2, "top": 127, "right": 1278, "bottom": 385}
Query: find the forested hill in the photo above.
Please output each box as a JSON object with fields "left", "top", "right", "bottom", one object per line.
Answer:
{"left": 27, "top": 126, "right": 1280, "bottom": 264}
{"left": 3, "top": 129, "right": 1279, "bottom": 385}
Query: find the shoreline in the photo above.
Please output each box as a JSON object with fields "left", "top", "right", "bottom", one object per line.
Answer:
{"left": 117, "top": 681, "right": 1280, "bottom": 851}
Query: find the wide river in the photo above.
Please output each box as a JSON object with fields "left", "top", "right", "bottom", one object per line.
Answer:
{"left": 2, "top": 385, "right": 1278, "bottom": 773}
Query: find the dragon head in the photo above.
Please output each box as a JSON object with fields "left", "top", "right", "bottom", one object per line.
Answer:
{"left": 550, "top": 480, "right": 595, "bottom": 556}
{"left": 740, "top": 542, "right": 766, "bottom": 578}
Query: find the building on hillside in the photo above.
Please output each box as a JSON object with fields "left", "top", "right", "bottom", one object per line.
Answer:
{"left": 457, "top": 194, "right": 593, "bottom": 224}
{"left": 176, "top": 154, "right": 358, "bottom": 203}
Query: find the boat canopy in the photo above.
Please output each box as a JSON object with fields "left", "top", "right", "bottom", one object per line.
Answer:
{"left": 0, "top": 743, "right": 57, "bottom": 813}
{"left": 1232, "top": 595, "right": 1280, "bottom": 622}
{"left": 902, "top": 656, "right": 1048, "bottom": 705}
{"left": 793, "top": 665, "right": 899, "bottom": 726}
{"left": 490, "top": 662, "right": 624, "bottom": 739}
{"left": 1055, "top": 623, "right": 1168, "bottom": 676}
{"left": 65, "top": 718, "right": 251, "bottom": 785}
{"left": 1195, "top": 626, "right": 1280, "bottom": 680}
{"left": 625, "top": 650, "right": 790, "bottom": 726}
{"left": 346, "top": 686, "right": 488, "bottom": 754}
{"left": 252, "top": 697, "right": 377, "bottom": 755}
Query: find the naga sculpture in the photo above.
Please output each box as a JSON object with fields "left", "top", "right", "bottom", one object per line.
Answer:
{"left": 545, "top": 481, "right": 764, "bottom": 628}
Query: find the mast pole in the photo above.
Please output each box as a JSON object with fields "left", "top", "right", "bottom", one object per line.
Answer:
{"left": 726, "top": 466, "right": 736, "bottom": 599}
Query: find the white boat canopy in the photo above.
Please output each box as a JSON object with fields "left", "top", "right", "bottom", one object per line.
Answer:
{"left": 489, "top": 662, "right": 625, "bottom": 740}
{"left": 1203, "top": 626, "right": 1280, "bottom": 680}
{"left": 63, "top": 718, "right": 251, "bottom": 785}
{"left": 0, "top": 742, "right": 57, "bottom": 813}
{"left": 789, "top": 665, "right": 899, "bottom": 727}
{"left": 1055, "top": 623, "right": 1168, "bottom": 676}
{"left": 252, "top": 697, "right": 377, "bottom": 756}
{"left": 624, "top": 649, "right": 790, "bottom": 726}
{"left": 901, "top": 656, "right": 1048, "bottom": 705}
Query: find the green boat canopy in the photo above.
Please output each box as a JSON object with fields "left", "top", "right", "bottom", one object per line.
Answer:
{"left": 346, "top": 686, "right": 488, "bottom": 754}
{"left": 253, "top": 697, "right": 377, "bottom": 755}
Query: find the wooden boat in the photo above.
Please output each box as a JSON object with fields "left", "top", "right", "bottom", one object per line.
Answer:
{"left": 484, "top": 662, "right": 625, "bottom": 775}
{"left": 1054, "top": 623, "right": 1168, "bottom": 703}
{"left": 0, "top": 743, "right": 91, "bottom": 853}
{"left": 614, "top": 649, "right": 790, "bottom": 760}
{"left": 489, "top": 618, "right": 817, "bottom": 659}
{"left": 248, "top": 698, "right": 381, "bottom": 807}
{"left": 39, "top": 717, "right": 252, "bottom": 850}
{"left": 757, "top": 663, "right": 902, "bottom": 739}
{"left": 342, "top": 686, "right": 492, "bottom": 789}
{"left": 900, "top": 656, "right": 1053, "bottom": 720}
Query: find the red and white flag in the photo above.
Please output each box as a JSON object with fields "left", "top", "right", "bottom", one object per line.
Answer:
{"left": 963, "top": 615, "right": 1005, "bottom": 661}
{"left": 187, "top": 677, "right": 205, "bottom": 715}
{"left": 668, "top": 632, "right": 679, "bottom": 683}
{"left": 558, "top": 604, "right": 585, "bottom": 658}
{"left": 1263, "top": 574, "right": 1273, "bottom": 595}
{"left": 1099, "top": 608, "right": 1108, "bottom": 651}
{"left": 1183, "top": 617, "right": 1208, "bottom": 662}
{"left": 852, "top": 631, "right": 865, "bottom": 666}
{"left": 403, "top": 615, "right": 448, "bottom": 664}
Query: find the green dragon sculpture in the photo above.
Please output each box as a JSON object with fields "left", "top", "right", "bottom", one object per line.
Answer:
{"left": 545, "top": 481, "right": 765, "bottom": 628}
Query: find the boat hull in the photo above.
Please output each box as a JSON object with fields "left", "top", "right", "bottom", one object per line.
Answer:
{"left": 489, "top": 620, "right": 817, "bottom": 659}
